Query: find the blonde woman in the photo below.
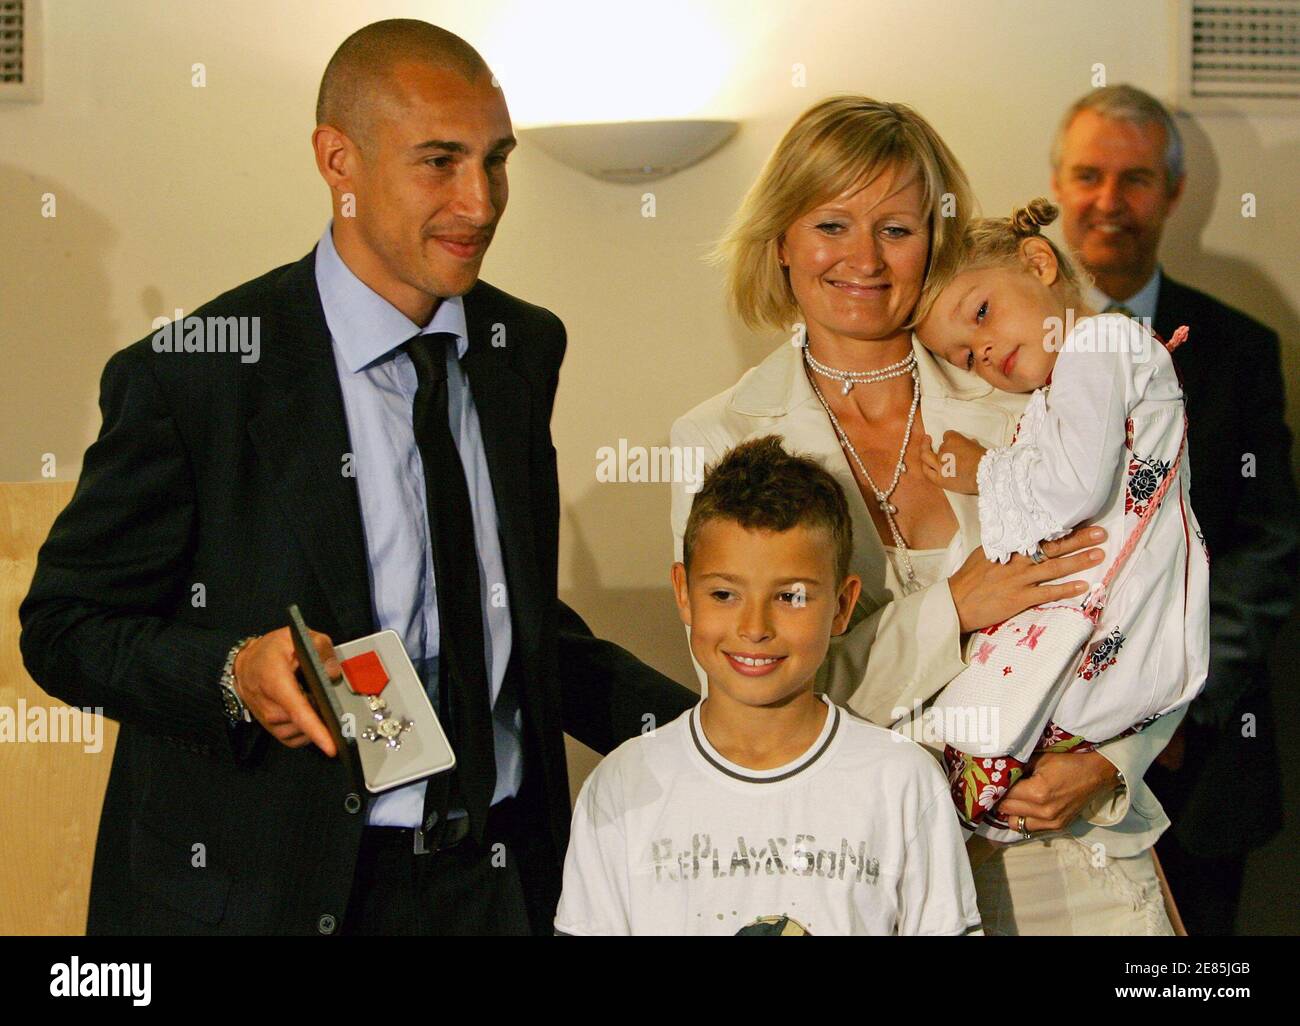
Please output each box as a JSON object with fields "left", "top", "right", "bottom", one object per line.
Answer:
{"left": 669, "top": 97, "right": 1182, "bottom": 934}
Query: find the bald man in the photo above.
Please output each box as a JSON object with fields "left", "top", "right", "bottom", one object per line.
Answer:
{"left": 20, "top": 19, "right": 695, "bottom": 936}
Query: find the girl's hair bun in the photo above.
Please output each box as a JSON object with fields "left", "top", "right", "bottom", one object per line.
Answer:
{"left": 1010, "top": 197, "right": 1059, "bottom": 236}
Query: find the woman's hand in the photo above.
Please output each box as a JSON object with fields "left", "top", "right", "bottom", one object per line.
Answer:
{"left": 996, "top": 750, "right": 1122, "bottom": 832}
{"left": 919, "top": 431, "right": 984, "bottom": 495}
{"left": 947, "top": 526, "right": 1107, "bottom": 633}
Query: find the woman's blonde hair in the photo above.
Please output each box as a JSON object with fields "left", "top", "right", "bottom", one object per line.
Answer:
{"left": 712, "top": 95, "right": 973, "bottom": 333}
{"left": 916, "top": 198, "right": 1089, "bottom": 323}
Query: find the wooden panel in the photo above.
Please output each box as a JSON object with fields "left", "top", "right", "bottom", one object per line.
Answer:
{"left": 0, "top": 481, "right": 116, "bottom": 936}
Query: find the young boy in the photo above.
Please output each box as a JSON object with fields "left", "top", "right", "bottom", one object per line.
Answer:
{"left": 554, "top": 436, "right": 981, "bottom": 935}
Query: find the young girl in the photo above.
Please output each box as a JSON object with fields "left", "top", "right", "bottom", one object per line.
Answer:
{"left": 914, "top": 199, "right": 1210, "bottom": 840}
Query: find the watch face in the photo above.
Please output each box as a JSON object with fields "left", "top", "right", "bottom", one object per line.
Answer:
{"left": 222, "top": 685, "right": 243, "bottom": 721}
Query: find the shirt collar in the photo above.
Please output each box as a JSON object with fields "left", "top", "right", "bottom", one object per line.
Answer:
{"left": 689, "top": 695, "right": 840, "bottom": 784}
{"left": 1084, "top": 265, "right": 1162, "bottom": 323}
{"left": 314, "top": 221, "right": 469, "bottom": 373}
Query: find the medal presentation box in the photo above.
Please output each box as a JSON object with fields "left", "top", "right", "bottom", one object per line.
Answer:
{"left": 288, "top": 605, "right": 456, "bottom": 794}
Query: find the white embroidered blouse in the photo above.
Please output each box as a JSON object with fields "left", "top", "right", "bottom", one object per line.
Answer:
{"left": 974, "top": 313, "right": 1211, "bottom": 741}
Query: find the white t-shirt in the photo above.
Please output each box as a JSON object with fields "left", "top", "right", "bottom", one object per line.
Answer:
{"left": 554, "top": 695, "right": 981, "bottom": 936}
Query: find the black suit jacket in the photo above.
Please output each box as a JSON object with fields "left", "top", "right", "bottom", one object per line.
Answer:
{"left": 19, "top": 248, "right": 696, "bottom": 934}
{"left": 1149, "top": 273, "right": 1299, "bottom": 856}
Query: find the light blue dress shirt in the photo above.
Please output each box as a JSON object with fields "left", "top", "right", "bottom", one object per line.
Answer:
{"left": 314, "top": 222, "right": 522, "bottom": 827}
{"left": 1085, "top": 266, "right": 1161, "bottom": 323}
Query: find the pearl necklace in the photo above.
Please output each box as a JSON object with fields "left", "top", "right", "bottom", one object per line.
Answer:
{"left": 803, "top": 345, "right": 916, "bottom": 395}
{"left": 804, "top": 349, "right": 921, "bottom": 593}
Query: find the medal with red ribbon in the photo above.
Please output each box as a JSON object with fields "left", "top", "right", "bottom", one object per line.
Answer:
{"left": 341, "top": 651, "right": 413, "bottom": 750}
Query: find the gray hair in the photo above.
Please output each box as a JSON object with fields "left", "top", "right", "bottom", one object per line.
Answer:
{"left": 1050, "top": 85, "right": 1184, "bottom": 191}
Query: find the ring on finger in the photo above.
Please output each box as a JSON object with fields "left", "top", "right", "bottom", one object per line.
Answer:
{"left": 1029, "top": 545, "right": 1047, "bottom": 564}
{"left": 1018, "top": 815, "right": 1031, "bottom": 840}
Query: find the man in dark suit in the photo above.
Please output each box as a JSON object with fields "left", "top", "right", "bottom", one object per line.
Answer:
{"left": 1050, "top": 84, "right": 1299, "bottom": 934}
{"left": 19, "top": 19, "right": 694, "bottom": 936}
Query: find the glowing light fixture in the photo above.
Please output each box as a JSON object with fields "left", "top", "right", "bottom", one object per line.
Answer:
{"left": 520, "top": 119, "right": 738, "bottom": 183}
{"left": 481, "top": 1, "right": 739, "bottom": 181}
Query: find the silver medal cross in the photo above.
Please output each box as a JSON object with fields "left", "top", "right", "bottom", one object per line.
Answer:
{"left": 361, "top": 697, "right": 414, "bottom": 749}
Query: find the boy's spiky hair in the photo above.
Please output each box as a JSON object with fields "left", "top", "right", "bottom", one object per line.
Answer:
{"left": 683, "top": 436, "right": 853, "bottom": 582}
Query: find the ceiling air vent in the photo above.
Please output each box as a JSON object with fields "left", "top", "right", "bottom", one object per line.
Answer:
{"left": 0, "top": 0, "right": 40, "bottom": 102}
{"left": 1179, "top": 1, "right": 1300, "bottom": 110}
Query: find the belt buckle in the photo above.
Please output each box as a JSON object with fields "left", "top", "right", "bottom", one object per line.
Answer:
{"left": 412, "top": 814, "right": 469, "bottom": 856}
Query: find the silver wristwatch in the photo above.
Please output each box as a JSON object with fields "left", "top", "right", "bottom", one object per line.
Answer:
{"left": 220, "top": 636, "right": 258, "bottom": 726}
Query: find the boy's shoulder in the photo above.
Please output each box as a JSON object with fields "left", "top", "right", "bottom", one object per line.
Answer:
{"left": 833, "top": 707, "right": 948, "bottom": 779}
{"left": 580, "top": 704, "right": 696, "bottom": 794}
{"left": 829, "top": 714, "right": 954, "bottom": 831}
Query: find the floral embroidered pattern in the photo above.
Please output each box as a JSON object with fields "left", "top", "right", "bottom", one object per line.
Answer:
{"left": 1039, "top": 721, "right": 1087, "bottom": 751}
{"left": 1125, "top": 450, "right": 1173, "bottom": 517}
{"left": 946, "top": 713, "right": 1159, "bottom": 830}
{"left": 1017, "top": 624, "right": 1046, "bottom": 650}
{"left": 944, "top": 748, "right": 1028, "bottom": 827}
{"left": 1078, "top": 626, "right": 1125, "bottom": 681}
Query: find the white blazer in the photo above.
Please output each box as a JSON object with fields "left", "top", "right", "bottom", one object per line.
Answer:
{"left": 670, "top": 336, "right": 1185, "bottom": 857}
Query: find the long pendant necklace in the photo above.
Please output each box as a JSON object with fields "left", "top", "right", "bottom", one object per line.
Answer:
{"left": 805, "top": 349, "right": 921, "bottom": 593}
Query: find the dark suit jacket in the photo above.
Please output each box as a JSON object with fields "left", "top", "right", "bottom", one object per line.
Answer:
{"left": 19, "top": 248, "right": 696, "bottom": 934}
{"left": 1148, "top": 274, "right": 1298, "bottom": 857}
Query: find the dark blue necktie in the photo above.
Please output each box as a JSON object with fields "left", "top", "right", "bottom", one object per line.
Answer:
{"left": 405, "top": 332, "right": 496, "bottom": 842}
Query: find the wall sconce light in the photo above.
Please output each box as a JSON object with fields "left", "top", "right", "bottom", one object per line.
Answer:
{"left": 520, "top": 119, "right": 739, "bottom": 183}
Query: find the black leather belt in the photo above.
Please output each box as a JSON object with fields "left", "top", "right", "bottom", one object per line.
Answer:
{"left": 365, "top": 797, "right": 523, "bottom": 856}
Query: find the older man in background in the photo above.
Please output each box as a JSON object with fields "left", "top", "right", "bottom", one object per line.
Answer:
{"left": 1050, "top": 84, "right": 1299, "bottom": 935}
